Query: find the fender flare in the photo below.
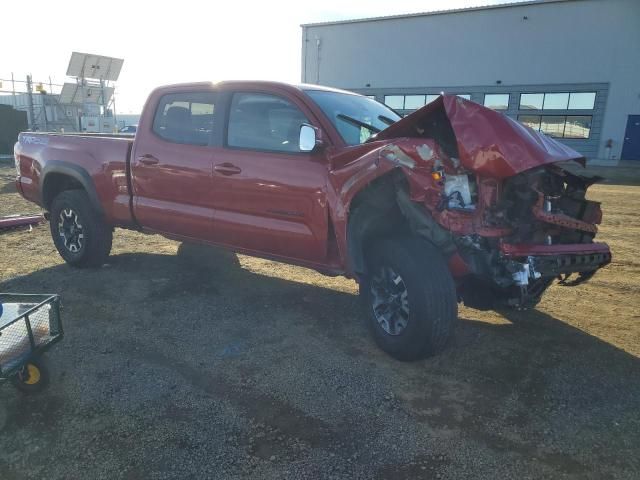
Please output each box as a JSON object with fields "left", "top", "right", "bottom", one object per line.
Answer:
{"left": 40, "top": 161, "right": 105, "bottom": 216}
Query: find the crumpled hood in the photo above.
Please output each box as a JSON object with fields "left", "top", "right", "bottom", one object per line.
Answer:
{"left": 375, "top": 95, "right": 585, "bottom": 179}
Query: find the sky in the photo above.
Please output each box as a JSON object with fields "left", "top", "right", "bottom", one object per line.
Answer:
{"left": 0, "top": 0, "right": 523, "bottom": 113}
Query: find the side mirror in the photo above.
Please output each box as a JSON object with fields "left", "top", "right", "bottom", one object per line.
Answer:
{"left": 299, "top": 124, "right": 322, "bottom": 152}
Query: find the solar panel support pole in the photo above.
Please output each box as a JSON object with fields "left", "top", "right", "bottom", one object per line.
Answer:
{"left": 26, "top": 75, "right": 36, "bottom": 131}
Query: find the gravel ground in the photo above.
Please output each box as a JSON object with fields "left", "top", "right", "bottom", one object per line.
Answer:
{"left": 0, "top": 163, "right": 639, "bottom": 479}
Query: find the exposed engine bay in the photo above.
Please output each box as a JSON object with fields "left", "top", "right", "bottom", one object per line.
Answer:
{"left": 350, "top": 94, "right": 612, "bottom": 310}
{"left": 451, "top": 166, "right": 610, "bottom": 309}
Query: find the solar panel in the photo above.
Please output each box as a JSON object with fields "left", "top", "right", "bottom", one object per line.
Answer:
{"left": 59, "top": 83, "right": 114, "bottom": 105}
{"left": 66, "top": 52, "right": 124, "bottom": 81}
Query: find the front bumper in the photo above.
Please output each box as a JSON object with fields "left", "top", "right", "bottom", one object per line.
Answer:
{"left": 501, "top": 242, "right": 611, "bottom": 277}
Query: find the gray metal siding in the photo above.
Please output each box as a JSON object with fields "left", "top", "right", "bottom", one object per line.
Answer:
{"left": 301, "top": 0, "right": 640, "bottom": 162}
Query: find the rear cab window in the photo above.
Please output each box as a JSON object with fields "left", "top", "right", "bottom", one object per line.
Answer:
{"left": 226, "top": 92, "right": 310, "bottom": 153}
{"left": 152, "top": 92, "right": 217, "bottom": 146}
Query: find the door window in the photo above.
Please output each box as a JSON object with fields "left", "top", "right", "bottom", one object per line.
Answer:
{"left": 227, "top": 93, "right": 310, "bottom": 153}
{"left": 152, "top": 92, "right": 217, "bottom": 146}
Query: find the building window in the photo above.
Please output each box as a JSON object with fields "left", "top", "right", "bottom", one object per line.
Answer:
{"left": 404, "top": 95, "right": 426, "bottom": 109}
{"left": 384, "top": 95, "right": 404, "bottom": 110}
{"left": 543, "top": 93, "right": 570, "bottom": 110}
{"left": 382, "top": 93, "right": 470, "bottom": 110}
{"left": 518, "top": 114, "right": 592, "bottom": 139}
{"left": 518, "top": 114, "right": 542, "bottom": 130}
{"left": 385, "top": 94, "right": 446, "bottom": 110}
{"left": 520, "top": 93, "right": 544, "bottom": 110}
{"left": 519, "top": 92, "right": 596, "bottom": 111}
{"left": 564, "top": 115, "right": 592, "bottom": 139}
{"left": 483, "top": 94, "right": 510, "bottom": 110}
{"left": 568, "top": 92, "right": 596, "bottom": 110}
{"left": 540, "top": 116, "right": 566, "bottom": 137}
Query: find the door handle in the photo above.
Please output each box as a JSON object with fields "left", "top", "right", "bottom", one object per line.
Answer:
{"left": 214, "top": 163, "right": 242, "bottom": 175}
{"left": 137, "top": 154, "right": 159, "bottom": 166}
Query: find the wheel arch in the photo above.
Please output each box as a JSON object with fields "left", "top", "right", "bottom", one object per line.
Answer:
{"left": 41, "top": 161, "right": 104, "bottom": 216}
{"left": 346, "top": 169, "right": 408, "bottom": 279}
{"left": 346, "top": 168, "right": 457, "bottom": 280}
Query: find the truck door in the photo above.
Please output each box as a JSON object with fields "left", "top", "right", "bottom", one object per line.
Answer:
{"left": 211, "top": 90, "right": 329, "bottom": 263}
{"left": 130, "top": 89, "right": 219, "bottom": 240}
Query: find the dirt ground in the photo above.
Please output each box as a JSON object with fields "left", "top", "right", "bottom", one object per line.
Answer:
{"left": 0, "top": 162, "right": 639, "bottom": 479}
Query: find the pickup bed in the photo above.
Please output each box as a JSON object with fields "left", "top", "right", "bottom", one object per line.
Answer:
{"left": 14, "top": 81, "right": 611, "bottom": 360}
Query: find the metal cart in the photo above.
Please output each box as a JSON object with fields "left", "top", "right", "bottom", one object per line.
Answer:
{"left": 0, "top": 294, "right": 63, "bottom": 393}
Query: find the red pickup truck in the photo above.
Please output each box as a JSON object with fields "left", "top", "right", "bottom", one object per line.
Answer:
{"left": 14, "top": 81, "right": 611, "bottom": 360}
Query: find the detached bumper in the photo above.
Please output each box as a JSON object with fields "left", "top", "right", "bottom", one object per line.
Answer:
{"left": 501, "top": 242, "right": 611, "bottom": 276}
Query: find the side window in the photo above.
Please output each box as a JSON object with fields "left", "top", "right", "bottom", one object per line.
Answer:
{"left": 227, "top": 92, "right": 310, "bottom": 153}
{"left": 152, "top": 92, "right": 216, "bottom": 146}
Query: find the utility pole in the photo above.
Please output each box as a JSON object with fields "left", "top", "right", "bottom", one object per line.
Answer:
{"left": 26, "top": 75, "right": 37, "bottom": 130}
{"left": 41, "top": 93, "right": 48, "bottom": 131}
{"left": 11, "top": 73, "right": 17, "bottom": 108}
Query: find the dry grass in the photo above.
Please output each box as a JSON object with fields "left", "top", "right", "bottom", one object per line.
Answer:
{"left": 1, "top": 162, "right": 639, "bottom": 478}
{"left": 2, "top": 164, "right": 637, "bottom": 355}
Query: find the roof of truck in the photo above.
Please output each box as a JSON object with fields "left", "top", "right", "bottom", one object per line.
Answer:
{"left": 153, "top": 80, "right": 360, "bottom": 96}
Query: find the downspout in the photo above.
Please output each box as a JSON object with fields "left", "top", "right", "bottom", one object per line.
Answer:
{"left": 315, "top": 36, "right": 321, "bottom": 84}
{"left": 302, "top": 27, "right": 307, "bottom": 83}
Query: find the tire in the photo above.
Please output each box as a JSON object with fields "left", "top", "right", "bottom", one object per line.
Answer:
{"left": 362, "top": 237, "right": 458, "bottom": 361}
{"left": 49, "top": 190, "right": 113, "bottom": 268}
{"left": 11, "top": 358, "right": 50, "bottom": 394}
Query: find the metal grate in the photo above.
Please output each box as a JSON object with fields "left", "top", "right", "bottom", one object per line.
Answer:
{"left": 0, "top": 294, "right": 62, "bottom": 378}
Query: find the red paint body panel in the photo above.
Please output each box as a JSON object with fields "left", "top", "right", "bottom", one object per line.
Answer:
{"left": 12, "top": 84, "right": 610, "bottom": 281}
{"left": 208, "top": 147, "right": 330, "bottom": 262}
{"left": 15, "top": 134, "right": 135, "bottom": 226}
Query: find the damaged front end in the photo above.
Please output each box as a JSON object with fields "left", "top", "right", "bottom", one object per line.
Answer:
{"left": 368, "top": 95, "right": 611, "bottom": 309}
{"left": 452, "top": 165, "right": 610, "bottom": 309}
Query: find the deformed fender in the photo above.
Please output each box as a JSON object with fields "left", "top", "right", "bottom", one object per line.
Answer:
{"left": 395, "top": 188, "right": 456, "bottom": 257}
{"left": 40, "top": 160, "right": 105, "bottom": 216}
{"left": 327, "top": 138, "right": 448, "bottom": 277}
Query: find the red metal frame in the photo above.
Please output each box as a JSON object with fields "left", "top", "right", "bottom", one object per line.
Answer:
{"left": 500, "top": 242, "right": 610, "bottom": 257}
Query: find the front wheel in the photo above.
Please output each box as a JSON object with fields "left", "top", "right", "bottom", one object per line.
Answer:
{"left": 362, "top": 237, "right": 458, "bottom": 361}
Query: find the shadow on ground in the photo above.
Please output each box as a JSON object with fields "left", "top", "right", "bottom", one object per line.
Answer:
{"left": 1, "top": 244, "right": 638, "bottom": 478}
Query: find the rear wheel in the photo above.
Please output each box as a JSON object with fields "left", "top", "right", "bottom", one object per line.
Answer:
{"left": 362, "top": 237, "right": 457, "bottom": 361}
{"left": 50, "top": 190, "right": 112, "bottom": 267}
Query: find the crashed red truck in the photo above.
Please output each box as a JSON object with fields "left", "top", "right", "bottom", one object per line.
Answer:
{"left": 13, "top": 82, "right": 611, "bottom": 360}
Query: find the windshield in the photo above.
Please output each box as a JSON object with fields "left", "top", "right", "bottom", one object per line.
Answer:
{"left": 305, "top": 90, "right": 401, "bottom": 145}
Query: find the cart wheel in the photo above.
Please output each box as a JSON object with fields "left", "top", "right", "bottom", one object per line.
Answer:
{"left": 11, "top": 358, "right": 49, "bottom": 394}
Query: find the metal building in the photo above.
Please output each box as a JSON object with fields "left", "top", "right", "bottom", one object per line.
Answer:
{"left": 301, "top": 0, "right": 640, "bottom": 163}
